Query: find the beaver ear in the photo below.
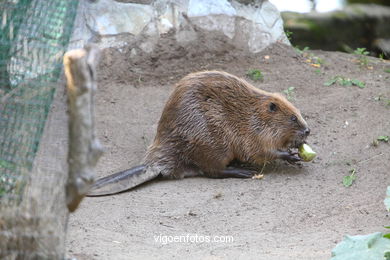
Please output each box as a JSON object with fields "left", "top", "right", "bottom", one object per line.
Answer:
{"left": 269, "top": 102, "right": 277, "bottom": 112}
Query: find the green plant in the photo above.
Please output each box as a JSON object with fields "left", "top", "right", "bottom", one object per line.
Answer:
{"left": 283, "top": 87, "right": 295, "bottom": 101}
{"left": 324, "top": 78, "right": 337, "bottom": 86}
{"left": 331, "top": 232, "right": 390, "bottom": 260}
{"left": 378, "top": 136, "right": 389, "bottom": 142}
{"left": 354, "top": 47, "right": 370, "bottom": 67}
{"left": 373, "top": 135, "right": 389, "bottom": 146}
{"left": 385, "top": 186, "right": 390, "bottom": 212}
{"left": 374, "top": 95, "right": 390, "bottom": 106}
{"left": 285, "top": 30, "right": 293, "bottom": 41}
{"left": 374, "top": 95, "right": 383, "bottom": 101}
{"left": 384, "top": 68, "right": 390, "bottom": 73}
{"left": 343, "top": 168, "right": 356, "bottom": 187}
{"left": 385, "top": 226, "right": 390, "bottom": 239}
{"left": 246, "top": 69, "right": 264, "bottom": 81}
{"left": 354, "top": 47, "right": 369, "bottom": 56}
{"left": 295, "top": 46, "right": 310, "bottom": 55}
{"left": 324, "top": 76, "right": 365, "bottom": 88}
{"left": 331, "top": 186, "right": 390, "bottom": 259}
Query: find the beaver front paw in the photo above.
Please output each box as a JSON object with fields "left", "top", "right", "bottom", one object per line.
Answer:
{"left": 277, "top": 150, "right": 302, "bottom": 164}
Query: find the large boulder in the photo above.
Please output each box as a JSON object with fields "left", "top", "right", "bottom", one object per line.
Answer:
{"left": 282, "top": 4, "right": 390, "bottom": 56}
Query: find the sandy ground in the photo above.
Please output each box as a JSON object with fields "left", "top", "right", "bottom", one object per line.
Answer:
{"left": 66, "top": 42, "right": 390, "bottom": 260}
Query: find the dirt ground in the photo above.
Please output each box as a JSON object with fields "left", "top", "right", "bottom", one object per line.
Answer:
{"left": 66, "top": 40, "right": 390, "bottom": 260}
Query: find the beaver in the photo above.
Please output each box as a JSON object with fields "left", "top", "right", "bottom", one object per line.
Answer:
{"left": 87, "top": 70, "right": 310, "bottom": 196}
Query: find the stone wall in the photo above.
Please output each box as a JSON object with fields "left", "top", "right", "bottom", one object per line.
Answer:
{"left": 70, "top": 0, "right": 289, "bottom": 54}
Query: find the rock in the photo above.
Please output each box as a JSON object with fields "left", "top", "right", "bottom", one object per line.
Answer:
{"left": 187, "top": 0, "right": 236, "bottom": 17}
{"left": 85, "top": 0, "right": 153, "bottom": 36}
{"left": 375, "top": 38, "right": 390, "bottom": 56}
{"left": 69, "top": 0, "right": 289, "bottom": 54}
{"left": 282, "top": 4, "right": 390, "bottom": 56}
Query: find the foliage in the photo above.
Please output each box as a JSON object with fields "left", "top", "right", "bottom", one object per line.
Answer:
{"left": 324, "top": 76, "right": 365, "bottom": 88}
{"left": 246, "top": 69, "right": 264, "bottom": 81}
{"left": 332, "top": 186, "right": 390, "bottom": 259}
{"left": 285, "top": 30, "right": 293, "bottom": 41}
{"left": 283, "top": 87, "right": 295, "bottom": 101}
{"left": 354, "top": 47, "right": 369, "bottom": 56}
{"left": 378, "top": 136, "right": 389, "bottom": 143}
{"left": 331, "top": 232, "right": 390, "bottom": 260}
{"left": 295, "top": 46, "right": 310, "bottom": 55}
{"left": 353, "top": 47, "right": 370, "bottom": 67}
{"left": 374, "top": 95, "right": 390, "bottom": 107}
{"left": 385, "top": 186, "right": 390, "bottom": 212}
{"left": 343, "top": 169, "right": 356, "bottom": 187}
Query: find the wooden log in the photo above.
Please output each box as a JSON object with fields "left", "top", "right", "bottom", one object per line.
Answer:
{"left": 63, "top": 45, "right": 104, "bottom": 212}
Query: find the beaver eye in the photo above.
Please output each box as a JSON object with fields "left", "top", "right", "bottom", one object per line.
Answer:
{"left": 269, "top": 102, "right": 277, "bottom": 112}
{"left": 291, "top": 115, "right": 297, "bottom": 122}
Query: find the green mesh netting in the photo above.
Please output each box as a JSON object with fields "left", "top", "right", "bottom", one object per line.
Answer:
{"left": 0, "top": 0, "right": 78, "bottom": 203}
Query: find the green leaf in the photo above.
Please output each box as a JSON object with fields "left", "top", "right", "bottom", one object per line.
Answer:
{"left": 354, "top": 47, "right": 369, "bottom": 56}
{"left": 246, "top": 69, "right": 263, "bottom": 81}
{"left": 384, "top": 234, "right": 390, "bottom": 239}
{"left": 285, "top": 30, "right": 293, "bottom": 41}
{"left": 385, "top": 251, "right": 390, "bottom": 260}
{"left": 343, "top": 169, "right": 356, "bottom": 187}
{"left": 385, "top": 186, "right": 390, "bottom": 211}
{"left": 343, "top": 175, "right": 355, "bottom": 187}
{"left": 351, "top": 79, "right": 365, "bottom": 88}
{"left": 378, "top": 136, "right": 389, "bottom": 142}
{"left": 324, "top": 78, "right": 337, "bottom": 86}
{"left": 384, "top": 69, "right": 390, "bottom": 73}
{"left": 331, "top": 232, "right": 390, "bottom": 260}
{"left": 339, "top": 78, "right": 352, "bottom": 86}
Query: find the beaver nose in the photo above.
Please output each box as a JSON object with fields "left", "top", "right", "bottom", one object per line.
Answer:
{"left": 304, "top": 128, "right": 310, "bottom": 136}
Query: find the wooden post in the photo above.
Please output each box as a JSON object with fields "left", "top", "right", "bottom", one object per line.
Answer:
{"left": 0, "top": 73, "right": 71, "bottom": 259}
{"left": 63, "top": 45, "right": 104, "bottom": 212}
{"left": 0, "top": 45, "right": 103, "bottom": 260}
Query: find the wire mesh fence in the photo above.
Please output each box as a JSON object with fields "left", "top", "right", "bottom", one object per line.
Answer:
{"left": 0, "top": 0, "right": 78, "bottom": 204}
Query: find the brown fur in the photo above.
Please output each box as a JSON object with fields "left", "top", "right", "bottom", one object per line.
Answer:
{"left": 144, "top": 70, "right": 309, "bottom": 179}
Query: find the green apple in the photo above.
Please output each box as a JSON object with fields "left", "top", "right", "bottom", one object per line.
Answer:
{"left": 298, "top": 143, "right": 317, "bottom": 162}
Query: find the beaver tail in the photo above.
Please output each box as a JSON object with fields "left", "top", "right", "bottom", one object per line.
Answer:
{"left": 86, "top": 165, "right": 159, "bottom": 196}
